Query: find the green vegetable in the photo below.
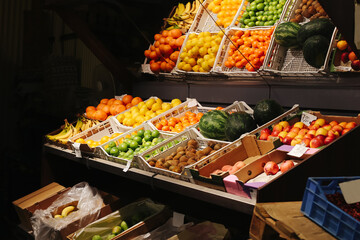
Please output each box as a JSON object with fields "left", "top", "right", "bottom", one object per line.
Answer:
{"left": 302, "top": 35, "right": 330, "bottom": 68}
{"left": 253, "top": 99, "right": 284, "bottom": 126}
{"left": 297, "top": 18, "right": 335, "bottom": 46}
{"left": 274, "top": 22, "right": 301, "bottom": 48}
{"left": 199, "top": 110, "right": 229, "bottom": 140}
{"left": 225, "top": 112, "right": 257, "bottom": 141}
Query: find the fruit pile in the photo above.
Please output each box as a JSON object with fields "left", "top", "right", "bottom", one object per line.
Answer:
{"left": 116, "top": 98, "right": 182, "bottom": 128}
{"left": 336, "top": 39, "right": 360, "bottom": 71}
{"left": 260, "top": 118, "right": 357, "bottom": 148}
{"left": 154, "top": 111, "right": 204, "bottom": 133}
{"left": 165, "top": 1, "right": 200, "bottom": 31}
{"left": 326, "top": 192, "right": 360, "bottom": 222}
{"left": 92, "top": 221, "right": 129, "bottom": 240}
{"left": 263, "top": 159, "right": 294, "bottom": 175}
{"left": 224, "top": 28, "right": 274, "bottom": 71}
{"left": 290, "top": 0, "right": 328, "bottom": 23}
{"left": 208, "top": 0, "right": 246, "bottom": 28}
{"left": 46, "top": 117, "right": 100, "bottom": 145}
{"left": 178, "top": 31, "right": 224, "bottom": 72}
{"left": 238, "top": 0, "right": 286, "bottom": 28}
{"left": 74, "top": 132, "right": 122, "bottom": 148}
{"left": 147, "top": 140, "right": 227, "bottom": 173}
{"left": 144, "top": 29, "right": 185, "bottom": 74}
{"left": 104, "top": 129, "right": 164, "bottom": 161}
{"left": 86, "top": 95, "right": 143, "bottom": 121}
{"left": 211, "top": 160, "right": 246, "bottom": 175}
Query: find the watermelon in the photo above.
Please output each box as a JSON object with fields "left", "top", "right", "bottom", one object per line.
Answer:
{"left": 199, "top": 110, "right": 229, "bottom": 140}
{"left": 297, "top": 18, "right": 335, "bottom": 46}
{"left": 225, "top": 112, "right": 256, "bottom": 141}
{"left": 303, "top": 35, "right": 330, "bottom": 68}
{"left": 253, "top": 99, "right": 284, "bottom": 126}
{"left": 274, "top": 22, "right": 301, "bottom": 49}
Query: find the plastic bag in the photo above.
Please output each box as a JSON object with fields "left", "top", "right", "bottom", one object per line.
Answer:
{"left": 31, "top": 182, "right": 104, "bottom": 240}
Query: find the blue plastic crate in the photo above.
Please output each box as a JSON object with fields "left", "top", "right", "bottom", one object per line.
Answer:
{"left": 301, "top": 177, "right": 360, "bottom": 240}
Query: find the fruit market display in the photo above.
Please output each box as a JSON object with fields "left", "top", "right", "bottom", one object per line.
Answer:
{"left": 144, "top": 29, "right": 185, "bottom": 74}
{"left": 335, "top": 39, "right": 360, "bottom": 71}
{"left": 104, "top": 129, "right": 165, "bottom": 161}
{"left": 238, "top": 0, "right": 287, "bottom": 28}
{"left": 86, "top": 95, "right": 143, "bottom": 121}
{"left": 224, "top": 27, "right": 274, "bottom": 71}
{"left": 147, "top": 139, "right": 227, "bottom": 173}
{"left": 261, "top": 118, "right": 357, "bottom": 148}
{"left": 154, "top": 111, "right": 204, "bottom": 133}
{"left": 164, "top": 0, "right": 201, "bottom": 31}
{"left": 53, "top": 205, "right": 77, "bottom": 219}
{"left": 208, "top": 0, "right": 247, "bottom": 28}
{"left": 116, "top": 98, "right": 182, "bottom": 128}
{"left": 177, "top": 31, "right": 224, "bottom": 72}
{"left": 46, "top": 117, "right": 100, "bottom": 145}
{"left": 289, "top": 0, "right": 328, "bottom": 23}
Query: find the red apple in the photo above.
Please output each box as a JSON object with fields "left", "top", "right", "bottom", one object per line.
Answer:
{"left": 322, "top": 124, "right": 332, "bottom": 131}
{"left": 339, "top": 122, "right": 347, "bottom": 128}
{"left": 304, "top": 133, "right": 314, "bottom": 139}
{"left": 309, "top": 124, "right": 320, "bottom": 130}
{"left": 342, "top": 128, "right": 351, "bottom": 135}
{"left": 327, "top": 129, "right": 340, "bottom": 138}
{"left": 294, "top": 134, "right": 304, "bottom": 140}
{"left": 315, "top": 127, "right": 328, "bottom": 136}
{"left": 315, "top": 135, "right": 325, "bottom": 142}
{"left": 286, "top": 131, "right": 297, "bottom": 139}
{"left": 280, "top": 160, "right": 294, "bottom": 173}
{"left": 351, "top": 59, "right": 360, "bottom": 71}
{"left": 260, "top": 132, "right": 270, "bottom": 140}
{"left": 283, "top": 136, "right": 294, "bottom": 145}
{"left": 293, "top": 122, "right": 305, "bottom": 129}
{"left": 283, "top": 126, "right": 291, "bottom": 132}
{"left": 301, "top": 138, "right": 311, "bottom": 147}
{"left": 261, "top": 128, "right": 272, "bottom": 135}
{"left": 291, "top": 138, "right": 302, "bottom": 146}
{"left": 341, "top": 52, "right": 349, "bottom": 63}
{"left": 277, "top": 131, "right": 288, "bottom": 141}
{"left": 331, "top": 125, "right": 343, "bottom": 135}
{"left": 329, "top": 121, "right": 339, "bottom": 127}
{"left": 272, "top": 124, "right": 283, "bottom": 132}
{"left": 278, "top": 121, "right": 290, "bottom": 128}
{"left": 310, "top": 137, "right": 324, "bottom": 148}
{"left": 271, "top": 130, "right": 280, "bottom": 137}
{"left": 264, "top": 161, "right": 279, "bottom": 175}
{"left": 298, "top": 129, "right": 309, "bottom": 136}
{"left": 324, "top": 136, "right": 335, "bottom": 145}
{"left": 290, "top": 127, "right": 300, "bottom": 134}
{"left": 314, "top": 118, "right": 326, "bottom": 127}
{"left": 307, "top": 129, "right": 316, "bottom": 136}
{"left": 345, "top": 122, "right": 357, "bottom": 129}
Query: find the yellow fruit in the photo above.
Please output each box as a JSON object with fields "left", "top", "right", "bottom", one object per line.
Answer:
{"left": 161, "top": 102, "right": 172, "bottom": 111}
{"left": 85, "top": 139, "right": 94, "bottom": 145}
{"left": 137, "top": 101, "right": 145, "bottom": 109}
{"left": 156, "top": 109, "right": 164, "bottom": 115}
{"left": 111, "top": 132, "right": 121, "bottom": 139}
{"left": 100, "top": 136, "right": 110, "bottom": 144}
{"left": 171, "top": 99, "right": 182, "bottom": 107}
{"left": 151, "top": 102, "right": 162, "bottom": 112}
{"left": 116, "top": 114, "right": 125, "bottom": 123}
{"left": 135, "top": 115, "right": 145, "bottom": 123}
{"left": 145, "top": 98, "right": 156, "bottom": 109}
{"left": 145, "top": 115, "right": 151, "bottom": 121}
{"left": 124, "top": 111, "right": 132, "bottom": 118}
{"left": 75, "top": 138, "right": 85, "bottom": 144}
{"left": 139, "top": 105, "right": 148, "bottom": 115}
{"left": 127, "top": 118, "right": 135, "bottom": 126}
{"left": 133, "top": 123, "right": 141, "bottom": 128}
{"left": 150, "top": 112, "right": 157, "bottom": 118}
{"left": 145, "top": 110, "right": 154, "bottom": 117}
{"left": 130, "top": 106, "right": 139, "bottom": 113}
{"left": 155, "top": 98, "right": 163, "bottom": 104}
{"left": 54, "top": 214, "right": 63, "bottom": 219}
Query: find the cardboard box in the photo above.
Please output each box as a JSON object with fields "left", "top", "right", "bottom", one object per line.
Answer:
{"left": 189, "top": 135, "right": 281, "bottom": 191}
{"left": 12, "top": 182, "right": 66, "bottom": 230}
{"left": 223, "top": 149, "right": 312, "bottom": 199}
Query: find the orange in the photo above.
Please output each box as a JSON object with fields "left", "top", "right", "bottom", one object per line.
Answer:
{"left": 196, "top": 112, "right": 204, "bottom": 120}
{"left": 86, "top": 106, "right": 96, "bottom": 113}
{"left": 131, "top": 97, "right": 143, "bottom": 106}
{"left": 107, "top": 98, "right": 116, "bottom": 106}
{"left": 122, "top": 95, "right": 133, "bottom": 105}
{"left": 102, "top": 105, "right": 110, "bottom": 115}
{"left": 113, "top": 99, "right": 123, "bottom": 105}
{"left": 155, "top": 122, "right": 163, "bottom": 130}
{"left": 337, "top": 40, "right": 348, "bottom": 51}
{"left": 100, "top": 98, "right": 109, "bottom": 104}
{"left": 161, "top": 30, "right": 169, "bottom": 37}
{"left": 349, "top": 52, "right": 358, "bottom": 61}
{"left": 169, "top": 29, "right": 182, "bottom": 39}
{"left": 170, "top": 51, "right": 180, "bottom": 62}
{"left": 94, "top": 110, "right": 107, "bottom": 121}
{"left": 144, "top": 50, "right": 151, "bottom": 59}
{"left": 150, "top": 62, "right": 160, "bottom": 73}
{"left": 162, "top": 125, "right": 170, "bottom": 131}
{"left": 114, "top": 105, "right": 126, "bottom": 115}
{"left": 97, "top": 103, "right": 106, "bottom": 111}
{"left": 160, "top": 119, "right": 168, "bottom": 126}
{"left": 110, "top": 104, "right": 118, "bottom": 115}
{"left": 154, "top": 34, "right": 162, "bottom": 41}
{"left": 125, "top": 103, "right": 132, "bottom": 109}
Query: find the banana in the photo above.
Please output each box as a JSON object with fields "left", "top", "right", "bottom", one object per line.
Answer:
{"left": 184, "top": 2, "right": 191, "bottom": 13}
{"left": 55, "top": 125, "right": 74, "bottom": 140}
{"left": 61, "top": 205, "right": 76, "bottom": 217}
{"left": 176, "top": 3, "right": 185, "bottom": 17}
{"left": 54, "top": 214, "right": 63, "bottom": 219}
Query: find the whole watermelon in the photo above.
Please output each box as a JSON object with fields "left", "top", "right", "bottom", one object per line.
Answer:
{"left": 302, "top": 34, "right": 330, "bottom": 68}
{"left": 199, "top": 110, "right": 229, "bottom": 140}
{"left": 253, "top": 99, "right": 284, "bottom": 126}
{"left": 225, "top": 112, "right": 257, "bottom": 141}
{"left": 297, "top": 18, "right": 335, "bottom": 46}
{"left": 274, "top": 22, "right": 301, "bottom": 49}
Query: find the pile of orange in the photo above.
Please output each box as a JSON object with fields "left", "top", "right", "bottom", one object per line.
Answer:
{"left": 144, "top": 29, "right": 185, "bottom": 74}
{"left": 208, "top": 0, "right": 247, "bottom": 28}
{"left": 154, "top": 111, "right": 204, "bottom": 133}
{"left": 86, "top": 95, "right": 143, "bottom": 121}
{"left": 224, "top": 27, "right": 274, "bottom": 71}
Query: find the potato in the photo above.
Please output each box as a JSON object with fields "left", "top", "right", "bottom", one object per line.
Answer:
{"left": 176, "top": 146, "right": 185, "bottom": 153}
{"left": 172, "top": 166, "right": 182, "bottom": 173}
{"left": 155, "top": 161, "right": 164, "bottom": 168}
{"left": 186, "top": 151, "right": 195, "bottom": 158}
{"left": 165, "top": 156, "right": 173, "bottom": 161}
{"left": 163, "top": 161, "right": 171, "bottom": 169}
{"left": 187, "top": 159, "right": 196, "bottom": 165}
{"left": 187, "top": 139, "right": 198, "bottom": 148}
{"left": 167, "top": 160, "right": 179, "bottom": 166}
{"left": 179, "top": 155, "right": 188, "bottom": 162}
{"left": 202, "top": 147, "right": 213, "bottom": 155}
{"left": 295, "top": 9, "right": 302, "bottom": 15}
{"left": 303, "top": 9, "right": 311, "bottom": 18}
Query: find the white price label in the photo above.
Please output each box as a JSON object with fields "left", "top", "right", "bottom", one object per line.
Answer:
{"left": 172, "top": 212, "right": 185, "bottom": 227}
{"left": 339, "top": 179, "right": 360, "bottom": 204}
{"left": 73, "top": 143, "right": 82, "bottom": 158}
{"left": 123, "top": 161, "right": 131, "bottom": 172}
{"left": 188, "top": 99, "right": 197, "bottom": 108}
{"left": 301, "top": 112, "right": 317, "bottom": 126}
{"left": 335, "top": 66, "right": 352, "bottom": 72}
{"left": 287, "top": 144, "right": 308, "bottom": 158}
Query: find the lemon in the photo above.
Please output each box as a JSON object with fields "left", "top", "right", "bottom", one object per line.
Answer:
{"left": 145, "top": 110, "right": 154, "bottom": 117}
{"left": 116, "top": 114, "right": 125, "bottom": 123}
{"left": 111, "top": 132, "right": 121, "bottom": 139}
{"left": 156, "top": 109, "right": 164, "bottom": 115}
{"left": 75, "top": 138, "right": 85, "bottom": 144}
{"left": 127, "top": 118, "right": 135, "bottom": 126}
{"left": 178, "top": 61, "right": 186, "bottom": 70}
{"left": 130, "top": 106, "right": 139, "bottom": 113}
{"left": 137, "top": 101, "right": 145, "bottom": 109}
{"left": 188, "top": 33, "right": 197, "bottom": 39}
{"left": 135, "top": 115, "right": 145, "bottom": 123}
{"left": 151, "top": 102, "right": 162, "bottom": 112}
{"left": 144, "top": 115, "right": 151, "bottom": 121}
{"left": 133, "top": 123, "right": 141, "bottom": 128}
{"left": 85, "top": 139, "right": 94, "bottom": 145}
{"left": 171, "top": 99, "right": 182, "bottom": 106}
{"left": 155, "top": 98, "right": 163, "bottom": 104}
{"left": 124, "top": 111, "right": 132, "bottom": 118}
{"left": 122, "top": 118, "right": 129, "bottom": 126}
{"left": 161, "top": 102, "right": 172, "bottom": 111}
{"left": 145, "top": 98, "right": 156, "bottom": 109}
{"left": 100, "top": 136, "right": 110, "bottom": 144}
{"left": 139, "top": 105, "right": 148, "bottom": 115}
{"left": 150, "top": 112, "right": 157, "bottom": 118}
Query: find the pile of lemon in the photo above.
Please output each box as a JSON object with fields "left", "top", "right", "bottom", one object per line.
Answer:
{"left": 116, "top": 98, "right": 182, "bottom": 127}
{"left": 75, "top": 132, "right": 122, "bottom": 148}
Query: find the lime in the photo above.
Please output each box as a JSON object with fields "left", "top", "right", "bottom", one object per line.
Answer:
{"left": 110, "top": 147, "right": 119, "bottom": 156}
{"left": 137, "top": 129, "right": 145, "bottom": 138}
{"left": 105, "top": 146, "right": 111, "bottom": 154}
{"left": 244, "top": 19, "right": 250, "bottom": 25}
{"left": 133, "top": 136, "right": 142, "bottom": 144}
{"left": 144, "top": 134, "right": 152, "bottom": 142}
{"left": 144, "top": 141, "right": 152, "bottom": 147}
{"left": 127, "top": 148, "right": 134, "bottom": 155}
{"left": 119, "top": 143, "right": 128, "bottom": 152}
{"left": 151, "top": 130, "right": 160, "bottom": 138}
{"left": 129, "top": 140, "right": 139, "bottom": 150}
{"left": 124, "top": 138, "right": 132, "bottom": 145}
{"left": 120, "top": 221, "right": 129, "bottom": 231}
{"left": 152, "top": 138, "right": 159, "bottom": 144}
{"left": 107, "top": 234, "right": 116, "bottom": 240}
{"left": 144, "top": 130, "right": 152, "bottom": 136}
{"left": 256, "top": 3, "right": 264, "bottom": 10}
{"left": 112, "top": 225, "right": 122, "bottom": 235}
{"left": 248, "top": 22, "right": 255, "bottom": 27}
{"left": 108, "top": 141, "right": 116, "bottom": 148}
{"left": 92, "top": 235, "right": 102, "bottom": 240}
{"left": 242, "top": 12, "right": 249, "bottom": 18}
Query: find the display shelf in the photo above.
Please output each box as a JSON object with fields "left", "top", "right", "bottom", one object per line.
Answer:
{"left": 42, "top": 143, "right": 256, "bottom": 215}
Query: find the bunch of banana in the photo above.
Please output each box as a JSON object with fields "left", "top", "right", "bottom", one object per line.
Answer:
{"left": 165, "top": 0, "right": 203, "bottom": 31}
{"left": 46, "top": 117, "right": 100, "bottom": 145}
{"left": 54, "top": 205, "right": 77, "bottom": 219}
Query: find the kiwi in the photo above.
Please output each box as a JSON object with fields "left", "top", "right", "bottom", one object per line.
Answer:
{"left": 202, "top": 147, "right": 212, "bottom": 155}
{"left": 179, "top": 155, "right": 188, "bottom": 162}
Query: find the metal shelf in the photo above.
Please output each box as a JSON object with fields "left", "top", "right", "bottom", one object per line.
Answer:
{"left": 43, "top": 143, "right": 256, "bottom": 215}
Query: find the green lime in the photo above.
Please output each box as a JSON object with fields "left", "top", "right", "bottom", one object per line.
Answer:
{"left": 144, "top": 130, "right": 152, "bottom": 136}
{"left": 256, "top": 3, "right": 264, "bottom": 10}
{"left": 105, "top": 146, "right": 111, "bottom": 154}
{"left": 120, "top": 221, "right": 129, "bottom": 231}
{"left": 137, "top": 129, "right": 145, "bottom": 138}
{"left": 124, "top": 138, "right": 132, "bottom": 145}
{"left": 106, "top": 234, "right": 116, "bottom": 240}
{"left": 244, "top": 18, "right": 250, "bottom": 25}
{"left": 151, "top": 130, "right": 160, "bottom": 138}
{"left": 248, "top": 21, "right": 255, "bottom": 27}
{"left": 262, "top": 16, "right": 267, "bottom": 21}
{"left": 119, "top": 143, "right": 128, "bottom": 152}
{"left": 92, "top": 235, "right": 102, "bottom": 240}
{"left": 248, "top": 10, "right": 255, "bottom": 17}
{"left": 133, "top": 136, "right": 142, "bottom": 144}
{"left": 129, "top": 140, "right": 139, "bottom": 150}
{"left": 144, "top": 141, "right": 152, "bottom": 147}
{"left": 242, "top": 12, "right": 249, "bottom": 18}
{"left": 143, "top": 134, "right": 152, "bottom": 142}
{"left": 127, "top": 148, "right": 134, "bottom": 155}
{"left": 152, "top": 138, "right": 159, "bottom": 144}
{"left": 108, "top": 141, "right": 116, "bottom": 148}
{"left": 250, "top": 16, "right": 257, "bottom": 21}
{"left": 112, "top": 225, "right": 122, "bottom": 235}
{"left": 110, "top": 147, "right": 119, "bottom": 156}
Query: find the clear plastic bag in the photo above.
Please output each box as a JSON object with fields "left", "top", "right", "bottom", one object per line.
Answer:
{"left": 31, "top": 182, "right": 104, "bottom": 240}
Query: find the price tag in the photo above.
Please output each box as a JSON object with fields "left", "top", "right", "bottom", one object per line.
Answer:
{"left": 188, "top": 99, "right": 197, "bottom": 108}
{"left": 339, "top": 179, "right": 360, "bottom": 204}
{"left": 355, "top": 2, "right": 360, "bottom": 49}
{"left": 172, "top": 212, "right": 185, "bottom": 227}
{"left": 335, "top": 66, "right": 352, "bottom": 72}
{"left": 287, "top": 143, "right": 308, "bottom": 158}
{"left": 123, "top": 161, "right": 131, "bottom": 172}
{"left": 301, "top": 112, "right": 317, "bottom": 126}
{"left": 73, "top": 143, "right": 82, "bottom": 158}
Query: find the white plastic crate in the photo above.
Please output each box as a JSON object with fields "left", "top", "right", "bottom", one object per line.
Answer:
{"left": 135, "top": 128, "right": 229, "bottom": 181}
{"left": 69, "top": 117, "right": 128, "bottom": 156}
{"left": 212, "top": 27, "right": 274, "bottom": 76}
{"left": 97, "top": 122, "right": 174, "bottom": 169}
